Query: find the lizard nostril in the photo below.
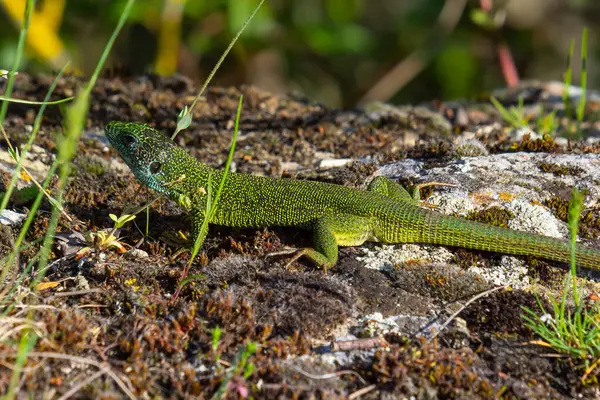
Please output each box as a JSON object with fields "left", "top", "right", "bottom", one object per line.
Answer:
{"left": 123, "top": 134, "right": 136, "bottom": 146}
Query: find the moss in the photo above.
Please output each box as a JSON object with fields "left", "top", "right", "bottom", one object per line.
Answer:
{"left": 453, "top": 248, "right": 487, "bottom": 269}
{"left": 453, "top": 138, "right": 489, "bottom": 158}
{"left": 510, "top": 134, "right": 561, "bottom": 153}
{"left": 424, "top": 271, "right": 449, "bottom": 288}
{"left": 371, "top": 338, "right": 497, "bottom": 398}
{"left": 537, "top": 161, "right": 584, "bottom": 176}
{"left": 419, "top": 185, "right": 434, "bottom": 200}
{"left": 465, "top": 206, "right": 515, "bottom": 228}
{"left": 74, "top": 156, "right": 106, "bottom": 176}
{"left": 461, "top": 289, "right": 549, "bottom": 336}
{"left": 545, "top": 196, "right": 600, "bottom": 239}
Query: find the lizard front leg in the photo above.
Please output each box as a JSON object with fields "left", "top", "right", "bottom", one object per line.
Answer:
{"left": 285, "top": 213, "right": 377, "bottom": 271}
{"left": 368, "top": 176, "right": 415, "bottom": 202}
{"left": 368, "top": 176, "right": 455, "bottom": 203}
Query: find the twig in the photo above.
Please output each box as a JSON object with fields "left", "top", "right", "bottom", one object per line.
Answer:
{"left": 286, "top": 364, "right": 367, "bottom": 385}
{"left": 0, "top": 124, "right": 72, "bottom": 222}
{"left": 497, "top": 42, "right": 519, "bottom": 87}
{"left": 0, "top": 316, "right": 46, "bottom": 341}
{"left": 432, "top": 284, "right": 508, "bottom": 339}
{"left": 331, "top": 337, "right": 390, "bottom": 352}
{"left": 14, "top": 304, "right": 59, "bottom": 311}
{"left": 45, "top": 288, "right": 102, "bottom": 299}
{"left": 479, "top": 0, "right": 519, "bottom": 87}
{"left": 57, "top": 369, "right": 106, "bottom": 400}
{"left": 75, "top": 304, "right": 108, "bottom": 309}
{"left": 260, "top": 383, "right": 313, "bottom": 392}
{"left": 349, "top": 384, "right": 377, "bottom": 399}
{"left": 12, "top": 351, "right": 137, "bottom": 400}
{"left": 0, "top": 359, "right": 44, "bottom": 374}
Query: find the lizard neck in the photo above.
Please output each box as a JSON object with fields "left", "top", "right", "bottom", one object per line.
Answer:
{"left": 157, "top": 148, "right": 216, "bottom": 209}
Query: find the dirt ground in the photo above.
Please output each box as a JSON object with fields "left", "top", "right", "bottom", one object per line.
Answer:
{"left": 1, "top": 73, "right": 600, "bottom": 398}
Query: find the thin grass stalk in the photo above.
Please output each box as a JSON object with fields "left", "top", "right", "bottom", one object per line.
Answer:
{"left": 0, "top": 160, "right": 59, "bottom": 312}
{"left": 576, "top": 28, "right": 588, "bottom": 135}
{"left": 563, "top": 40, "right": 574, "bottom": 131}
{"left": 0, "top": 63, "right": 69, "bottom": 215}
{"left": 3, "top": 2, "right": 136, "bottom": 396}
{"left": 172, "top": 0, "right": 264, "bottom": 139}
{"left": 0, "top": 0, "right": 34, "bottom": 125}
{"left": 174, "top": 96, "right": 243, "bottom": 298}
{"left": 36, "top": 0, "right": 136, "bottom": 273}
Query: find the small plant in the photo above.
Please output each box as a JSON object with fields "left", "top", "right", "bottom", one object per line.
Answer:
{"left": 535, "top": 105, "right": 559, "bottom": 138}
{"left": 562, "top": 28, "right": 588, "bottom": 137}
{"left": 452, "top": 137, "right": 489, "bottom": 158}
{"left": 110, "top": 213, "right": 137, "bottom": 230}
{"left": 521, "top": 188, "right": 600, "bottom": 383}
{"left": 2, "top": 1, "right": 136, "bottom": 396}
{"left": 212, "top": 341, "right": 258, "bottom": 400}
{"left": 490, "top": 95, "right": 529, "bottom": 129}
{"left": 80, "top": 213, "right": 136, "bottom": 255}
{"left": 0, "top": 125, "right": 69, "bottom": 219}
{"left": 175, "top": 105, "right": 192, "bottom": 138}
{"left": 492, "top": 28, "right": 588, "bottom": 139}
{"left": 83, "top": 230, "right": 127, "bottom": 253}
{"left": 172, "top": 0, "right": 265, "bottom": 140}
{"left": 0, "top": 69, "right": 13, "bottom": 79}
{"left": 173, "top": 95, "right": 244, "bottom": 300}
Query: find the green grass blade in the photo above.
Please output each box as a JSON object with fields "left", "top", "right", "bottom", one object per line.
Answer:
{"left": 576, "top": 27, "right": 587, "bottom": 135}
{"left": 180, "top": 95, "right": 243, "bottom": 292}
{"left": 0, "top": 96, "right": 73, "bottom": 105}
{"left": 36, "top": 0, "right": 135, "bottom": 273}
{"left": 0, "top": 63, "right": 70, "bottom": 215}
{"left": 0, "top": 159, "right": 59, "bottom": 299}
{"left": 563, "top": 39, "right": 574, "bottom": 122}
{"left": 5, "top": 327, "right": 37, "bottom": 399}
{"left": 568, "top": 188, "right": 583, "bottom": 305}
{"left": 0, "top": 0, "right": 34, "bottom": 125}
{"left": 173, "top": 0, "right": 264, "bottom": 139}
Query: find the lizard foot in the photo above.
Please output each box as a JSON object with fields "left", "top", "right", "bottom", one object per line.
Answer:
{"left": 265, "top": 248, "right": 302, "bottom": 269}
{"left": 414, "top": 181, "right": 457, "bottom": 191}
{"left": 265, "top": 248, "right": 299, "bottom": 258}
{"left": 266, "top": 248, "right": 332, "bottom": 272}
{"left": 265, "top": 248, "right": 300, "bottom": 269}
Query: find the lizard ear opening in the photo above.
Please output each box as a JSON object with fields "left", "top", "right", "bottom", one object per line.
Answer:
{"left": 149, "top": 161, "right": 162, "bottom": 174}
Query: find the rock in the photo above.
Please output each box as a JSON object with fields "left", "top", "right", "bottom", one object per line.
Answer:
{"left": 361, "top": 152, "right": 600, "bottom": 286}
{"left": 0, "top": 209, "right": 26, "bottom": 226}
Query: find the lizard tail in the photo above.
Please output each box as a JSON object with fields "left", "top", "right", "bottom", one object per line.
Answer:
{"left": 412, "top": 209, "right": 600, "bottom": 269}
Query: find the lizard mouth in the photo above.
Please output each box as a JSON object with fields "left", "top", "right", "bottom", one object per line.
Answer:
{"left": 104, "top": 121, "right": 141, "bottom": 173}
{"left": 104, "top": 121, "right": 129, "bottom": 147}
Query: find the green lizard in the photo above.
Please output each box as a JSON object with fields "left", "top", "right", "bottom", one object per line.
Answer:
{"left": 105, "top": 121, "right": 600, "bottom": 270}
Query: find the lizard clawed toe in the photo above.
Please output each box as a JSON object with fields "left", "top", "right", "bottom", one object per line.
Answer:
{"left": 265, "top": 247, "right": 300, "bottom": 268}
{"left": 265, "top": 248, "right": 299, "bottom": 258}
{"left": 266, "top": 248, "right": 329, "bottom": 271}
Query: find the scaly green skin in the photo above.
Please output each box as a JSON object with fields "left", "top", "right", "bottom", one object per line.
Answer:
{"left": 105, "top": 121, "right": 600, "bottom": 270}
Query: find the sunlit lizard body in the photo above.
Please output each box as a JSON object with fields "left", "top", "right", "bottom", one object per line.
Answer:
{"left": 105, "top": 121, "right": 600, "bottom": 270}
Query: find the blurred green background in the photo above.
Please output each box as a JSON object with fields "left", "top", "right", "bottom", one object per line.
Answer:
{"left": 0, "top": 0, "right": 598, "bottom": 107}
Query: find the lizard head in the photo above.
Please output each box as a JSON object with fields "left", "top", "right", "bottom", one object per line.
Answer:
{"left": 105, "top": 121, "right": 184, "bottom": 195}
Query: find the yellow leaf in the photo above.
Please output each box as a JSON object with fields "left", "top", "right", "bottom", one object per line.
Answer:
{"left": 528, "top": 340, "right": 553, "bottom": 348}
{"left": 35, "top": 281, "right": 60, "bottom": 291}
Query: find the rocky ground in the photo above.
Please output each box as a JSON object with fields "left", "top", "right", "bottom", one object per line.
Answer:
{"left": 1, "top": 74, "right": 600, "bottom": 398}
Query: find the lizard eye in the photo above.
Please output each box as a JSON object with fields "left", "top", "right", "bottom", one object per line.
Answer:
{"left": 149, "top": 161, "right": 161, "bottom": 174}
{"left": 122, "top": 134, "right": 136, "bottom": 146}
